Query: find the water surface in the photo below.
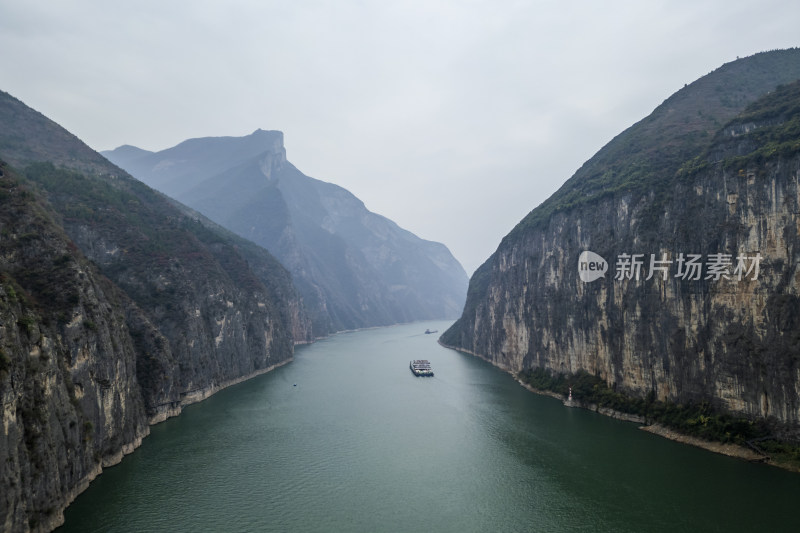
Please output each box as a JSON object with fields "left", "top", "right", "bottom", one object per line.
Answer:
{"left": 59, "top": 321, "right": 800, "bottom": 532}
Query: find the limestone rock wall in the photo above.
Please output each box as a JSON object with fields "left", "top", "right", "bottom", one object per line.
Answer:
{"left": 444, "top": 147, "right": 800, "bottom": 435}
{"left": 0, "top": 167, "right": 150, "bottom": 532}
{"left": 443, "top": 66, "right": 800, "bottom": 438}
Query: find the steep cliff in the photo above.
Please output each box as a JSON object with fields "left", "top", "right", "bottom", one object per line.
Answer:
{"left": 0, "top": 89, "right": 311, "bottom": 531}
{"left": 21, "top": 162, "right": 311, "bottom": 413}
{"left": 104, "top": 130, "right": 469, "bottom": 336}
{"left": 442, "top": 49, "right": 800, "bottom": 437}
{"left": 0, "top": 162, "right": 151, "bottom": 532}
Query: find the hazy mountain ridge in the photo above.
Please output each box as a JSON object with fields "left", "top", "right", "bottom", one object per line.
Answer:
{"left": 0, "top": 91, "right": 117, "bottom": 177}
{"left": 104, "top": 130, "right": 469, "bottom": 336}
{"left": 0, "top": 91, "right": 311, "bottom": 531}
{"left": 443, "top": 49, "right": 800, "bottom": 442}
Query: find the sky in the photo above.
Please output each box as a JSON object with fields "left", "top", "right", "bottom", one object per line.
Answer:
{"left": 1, "top": 1, "right": 799, "bottom": 275}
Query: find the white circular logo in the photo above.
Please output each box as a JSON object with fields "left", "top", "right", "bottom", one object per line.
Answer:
{"left": 578, "top": 251, "right": 607, "bottom": 282}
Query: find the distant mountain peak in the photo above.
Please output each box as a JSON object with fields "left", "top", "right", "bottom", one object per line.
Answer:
{"left": 252, "top": 127, "right": 280, "bottom": 138}
{"left": 103, "top": 144, "right": 154, "bottom": 161}
{"left": 102, "top": 128, "right": 288, "bottom": 197}
{"left": 105, "top": 130, "right": 469, "bottom": 336}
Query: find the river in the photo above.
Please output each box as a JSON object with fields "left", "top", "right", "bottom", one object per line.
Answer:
{"left": 57, "top": 321, "right": 800, "bottom": 532}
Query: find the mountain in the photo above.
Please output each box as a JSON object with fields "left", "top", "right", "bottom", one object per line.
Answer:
{"left": 0, "top": 90, "right": 311, "bottom": 531}
{"left": 441, "top": 49, "right": 800, "bottom": 446}
{"left": 103, "top": 130, "right": 469, "bottom": 336}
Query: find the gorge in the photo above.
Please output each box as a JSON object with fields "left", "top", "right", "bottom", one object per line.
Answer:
{"left": 5, "top": 46, "right": 800, "bottom": 533}
{"left": 0, "top": 76, "right": 469, "bottom": 530}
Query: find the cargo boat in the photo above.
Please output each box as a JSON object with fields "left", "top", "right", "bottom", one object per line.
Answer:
{"left": 410, "top": 359, "right": 434, "bottom": 377}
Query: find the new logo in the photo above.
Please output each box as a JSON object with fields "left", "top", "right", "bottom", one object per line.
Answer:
{"left": 578, "top": 251, "right": 608, "bottom": 283}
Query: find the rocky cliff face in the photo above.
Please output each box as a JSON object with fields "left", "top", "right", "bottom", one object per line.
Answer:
{"left": 0, "top": 91, "right": 311, "bottom": 531}
{"left": 104, "top": 130, "right": 469, "bottom": 336}
{"left": 0, "top": 162, "right": 151, "bottom": 532}
{"left": 442, "top": 50, "right": 800, "bottom": 436}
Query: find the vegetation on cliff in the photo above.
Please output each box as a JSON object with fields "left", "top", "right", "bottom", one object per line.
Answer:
{"left": 505, "top": 48, "right": 800, "bottom": 239}
{"left": 0, "top": 161, "right": 150, "bottom": 531}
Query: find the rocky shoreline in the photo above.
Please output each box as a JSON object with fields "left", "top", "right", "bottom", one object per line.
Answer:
{"left": 638, "top": 423, "right": 766, "bottom": 462}
{"left": 44, "top": 358, "right": 294, "bottom": 532}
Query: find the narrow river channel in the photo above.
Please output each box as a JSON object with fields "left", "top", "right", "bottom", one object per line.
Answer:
{"left": 58, "top": 321, "right": 800, "bottom": 532}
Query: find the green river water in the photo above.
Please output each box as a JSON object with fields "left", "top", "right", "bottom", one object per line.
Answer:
{"left": 57, "top": 321, "right": 800, "bottom": 532}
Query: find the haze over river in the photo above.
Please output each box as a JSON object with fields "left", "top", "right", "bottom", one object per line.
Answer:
{"left": 58, "top": 321, "right": 799, "bottom": 532}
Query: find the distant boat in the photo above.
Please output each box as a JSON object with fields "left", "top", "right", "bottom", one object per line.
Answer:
{"left": 410, "top": 359, "right": 434, "bottom": 377}
{"left": 424, "top": 329, "right": 438, "bottom": 334}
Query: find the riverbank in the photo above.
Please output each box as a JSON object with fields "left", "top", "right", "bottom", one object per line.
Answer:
{"left": 513, "top": 378, "right": 791, "bottom": 469}
{"left": 440, "top": 339, "right": 800, "bottom": 473}
{"left": 48, "top": 358, "right": 294, "bottom": 532}
{"left": 639, "top": 423, "right": 766, "bottom": 462}
{"left": 516, "top": 379, "right": 646, "bottom": 424}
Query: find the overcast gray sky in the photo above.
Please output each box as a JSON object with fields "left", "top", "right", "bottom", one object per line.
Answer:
{"left": 2, "top": 1, "right": 799, "bottom": 274}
